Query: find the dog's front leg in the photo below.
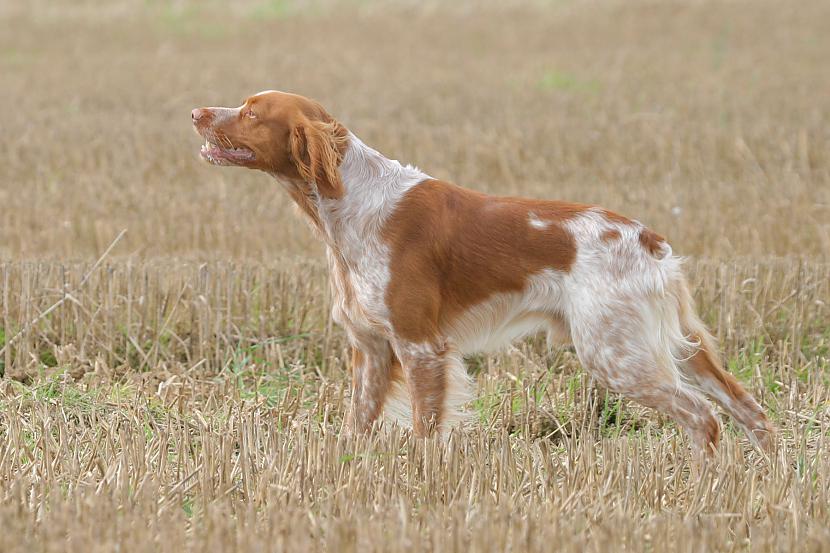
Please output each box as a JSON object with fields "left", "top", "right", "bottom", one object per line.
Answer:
{"left": 345, "top": 335, "right": 394, "bottom": 433}
{"left": 395, "top": 340, "right": 458, "bottom": 438}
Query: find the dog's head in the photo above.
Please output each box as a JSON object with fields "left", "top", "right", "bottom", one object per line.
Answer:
{"left": 192, "top": 90, "right": 348, "bottom": 199}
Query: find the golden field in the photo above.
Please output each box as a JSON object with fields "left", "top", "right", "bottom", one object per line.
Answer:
{"left": 0, "top": 1, "right": 828, "bottom": 551}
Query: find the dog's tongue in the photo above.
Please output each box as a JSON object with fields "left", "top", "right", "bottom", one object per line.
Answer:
{"left": 200, "top": 141, "right": 255, "bottom": 161}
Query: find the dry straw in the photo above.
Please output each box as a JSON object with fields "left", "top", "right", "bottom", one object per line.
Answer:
{"left": 1, "top": 0, "right": 829, "bottom": 551}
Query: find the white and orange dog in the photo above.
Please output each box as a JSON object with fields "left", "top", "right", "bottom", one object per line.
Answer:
{"left": 192, "top": 90, "right": 774, "bottom": 455}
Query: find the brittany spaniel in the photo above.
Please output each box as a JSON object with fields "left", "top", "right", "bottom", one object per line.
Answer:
{"left": 192, "top": 90, "right": 774, "bottom": 455}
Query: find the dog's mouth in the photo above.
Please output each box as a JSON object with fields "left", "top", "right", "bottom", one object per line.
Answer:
{"left": 199, "top": 137, "right": 255, "bottom": 166}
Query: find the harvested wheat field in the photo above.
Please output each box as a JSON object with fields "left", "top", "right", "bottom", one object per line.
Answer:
{"left": 1, "top": 1, "right": 829, "bottom": 551}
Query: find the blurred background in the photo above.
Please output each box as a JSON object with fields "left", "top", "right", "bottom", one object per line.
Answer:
{"left": 1, "top": 3, "right": 829, "bottom": 551}
{"left": 2, "top": 0, "right": 828, "bottom": 260}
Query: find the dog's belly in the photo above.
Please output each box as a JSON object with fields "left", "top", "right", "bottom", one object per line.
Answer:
{"left": 449, "top": 312, "right": 554, "bottom": 354}
{"left": 444, "top": 270, "right": 570, "bottom": 355}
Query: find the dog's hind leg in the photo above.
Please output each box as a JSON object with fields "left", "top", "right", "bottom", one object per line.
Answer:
{"left": 673, "top": 279, "right": 776, "bottom": 451}
{"left": 677, "top": 330, "right": 775, "bottom": 451}
{"left": 574, "top": 341, "right": 721, "bottom": 455}
{"left": 569, "top": 299, "right": 721, "bottom": 456}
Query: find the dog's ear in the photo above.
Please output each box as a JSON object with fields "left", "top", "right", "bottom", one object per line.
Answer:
{"left": 289, "top": 119, "right": 346, "bottom": 200}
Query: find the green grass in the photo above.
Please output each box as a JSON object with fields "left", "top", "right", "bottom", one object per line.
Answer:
{"left": 249, "top": 0, "right": 293, "bottom": 19}
{"left": 538, "top": 69, "right": 601, "bottom": 94}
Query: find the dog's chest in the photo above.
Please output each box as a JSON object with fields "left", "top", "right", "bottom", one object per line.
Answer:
{"left": 327, "top": 249, "right": 391, "bottom": 336}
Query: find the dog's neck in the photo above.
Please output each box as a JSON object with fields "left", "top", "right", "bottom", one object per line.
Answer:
{"left": 315, "top": 132, "right": 428, "bottom": 261}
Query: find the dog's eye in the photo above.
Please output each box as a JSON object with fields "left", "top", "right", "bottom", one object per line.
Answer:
{"left": 245, "top": 110, "right": 257, "bottom": 119}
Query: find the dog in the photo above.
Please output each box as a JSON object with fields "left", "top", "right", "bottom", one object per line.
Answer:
{"left": 192, "top": 90, "right": 774, "bottom": 455}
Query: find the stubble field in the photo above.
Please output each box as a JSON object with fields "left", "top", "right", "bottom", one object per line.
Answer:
{"left": 1, "top": 1, "right": 829, "bottom": 551}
